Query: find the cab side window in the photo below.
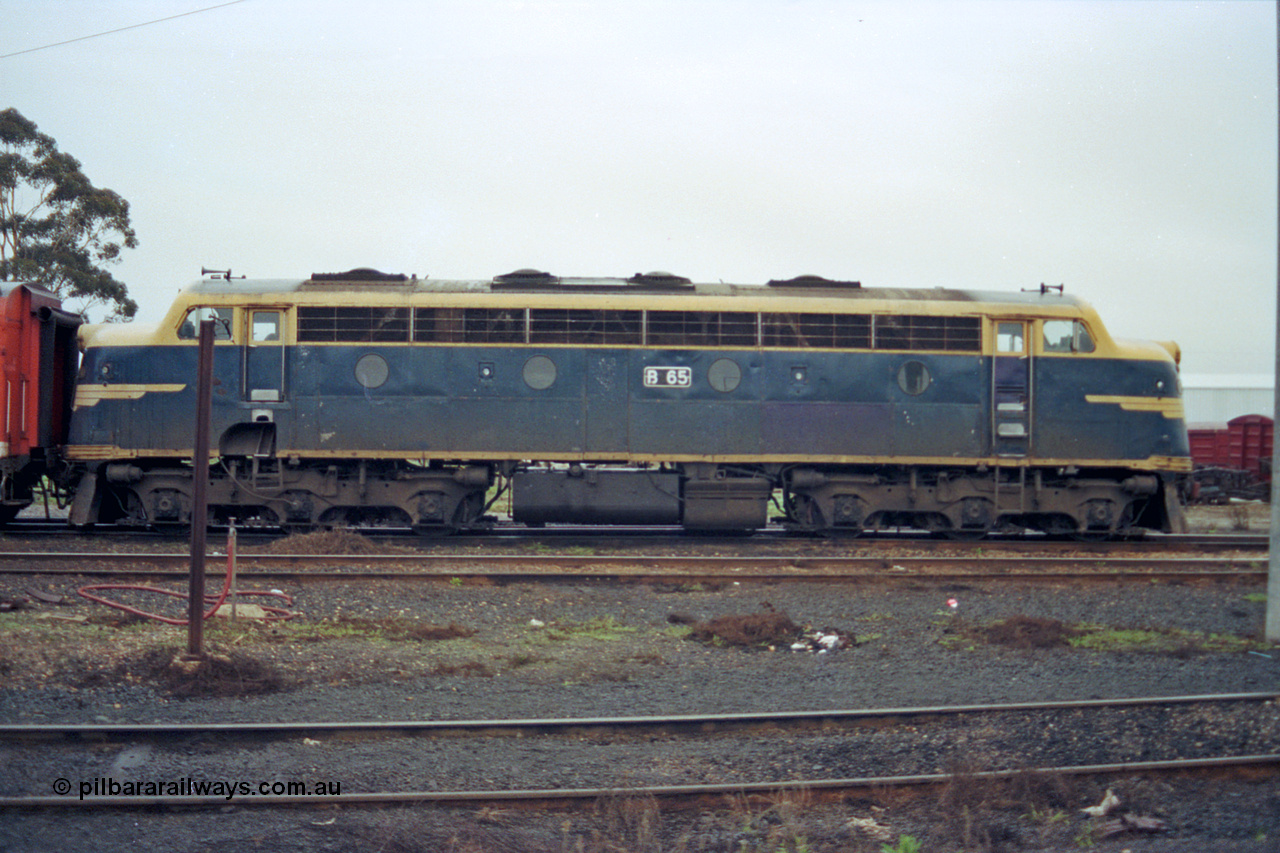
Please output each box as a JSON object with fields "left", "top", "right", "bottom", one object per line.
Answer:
{"left": 251, "top": 311, "right": 281, "bottom": 342}
{"left": 178, "top": 307, "right": 234, "bottom": 341}
{"left": 1041, "top": 319, "right": 1095, "bottom": 354}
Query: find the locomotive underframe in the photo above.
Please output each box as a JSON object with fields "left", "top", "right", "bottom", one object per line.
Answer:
{"left": 73, "top": 459, "right": 494, "bottom": 533}
{"left": 67, "top": 454, "right": 1183, "bottom": 537}
{"left": 782, "top": 464, "right": 1181, "bottom": 536}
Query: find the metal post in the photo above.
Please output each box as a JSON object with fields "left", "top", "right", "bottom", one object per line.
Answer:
{"left": 1270, "top": 1, "right": 1280, "bottom": 643}
{"left": 228, "top": 519, "right": 237, "bottom": 620}
{"left": 186, "top": 319, "right": 215, "bottom": 657}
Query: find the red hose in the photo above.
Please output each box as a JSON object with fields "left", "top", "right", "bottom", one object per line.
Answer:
{"left": 78, "top": 541, "right": 295, "bottom": 624}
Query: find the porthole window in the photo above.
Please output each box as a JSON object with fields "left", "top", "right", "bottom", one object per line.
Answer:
{"left": 707, "top": 358, "right": 742, "bottom": 393}
{"left": 354, "top": 353, "right": 389, "bottom": 389}
{"left": 897, "top": 361, "right": 931, "bottom": 395}
{"left": 523, "top": 355, "right": 557, "bottom": 390}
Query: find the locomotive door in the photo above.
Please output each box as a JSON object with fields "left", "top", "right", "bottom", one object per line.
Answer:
{"left": 992, "top": 320, "right": 1031, "bottom": 456}
{"left": 243, "top": 309, "right": 286, "bottom": 407}
{"left": 584, "top": 353, "right": 629, "bottom": 453}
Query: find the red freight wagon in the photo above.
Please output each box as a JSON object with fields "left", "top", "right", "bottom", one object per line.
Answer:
{"left": 1188, "top": 425, "right": 1231, "bottom": 469}
{"left": 1187, "top": 414, "right": 1273, "bottom": 502}
{"left": 1226, "top": 414, "right": 1273, "bottom": 481}
{"left": 0, "top": 283, "right": 81, "bottom": 521}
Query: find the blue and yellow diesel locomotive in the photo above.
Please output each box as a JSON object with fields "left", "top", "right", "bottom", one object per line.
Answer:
{"left": 61, "top": 268, "right": 1190, "bottom": 536}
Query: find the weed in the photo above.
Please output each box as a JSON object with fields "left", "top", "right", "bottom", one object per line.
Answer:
{"left": 857, "top": 612, "right": 896, "bottom": 623}
{"left": 593, "top": 794, "right": 663, "bottom": 852}
{"left": 259, "top": 616, "right": 476, "bottom": 644}
{"left": 543, "top": 616, "right": 636, "bottom": 642}
{"left": 1245, "top": 593, "right": 1268, "bottom": 604}
{"left": 1068, "top": 626, "right": 1262, "bottom": 654}
{"left": 1024, "top": 806, "right": 1068, "bottom": 825}
{"left": 880, "top": 834, "right": 922, "bottom": 853}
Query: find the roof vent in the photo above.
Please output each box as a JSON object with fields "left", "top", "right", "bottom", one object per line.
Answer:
{"left": 491, "top": 268, "right": 561, "bottom": 289}
{"left": 627, "top": 271, "right": 693, "bottom": 288}
{"left": 309, "top": 268, "right": 408, "bottom": 282}
{"left": 767, "top": 275, "right": 861, "bottom": 289}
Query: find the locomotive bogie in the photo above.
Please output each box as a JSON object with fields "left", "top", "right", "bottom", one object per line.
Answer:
{"left": 783, "top": 465, "right": 1179, "bottom": 537}
{"left": 79, "top": 459, "right": 495, "bottom": 532}
{"left": 54, "top": 270, "right": 1192, "bottom": 537}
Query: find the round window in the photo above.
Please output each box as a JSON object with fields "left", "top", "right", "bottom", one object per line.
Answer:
{"left": 354, "top": 353, "right": 389, "bottom": 389}
{"left": 523, "top": 355, "right": 557, "bottom": 390}
{"left": 707, "top": 358, "right": 742, "bottom": 393}
{"left": 897, "top": 361, "right": 931, "bottom": 395}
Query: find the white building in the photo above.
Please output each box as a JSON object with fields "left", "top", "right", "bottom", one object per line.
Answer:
{"left": 1181, "top": 374, "right": 1274, "bottom": 426}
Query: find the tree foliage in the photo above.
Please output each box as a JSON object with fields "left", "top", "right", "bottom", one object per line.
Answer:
{"left": 0, "top": 108, "right": 138, "bottom": 319}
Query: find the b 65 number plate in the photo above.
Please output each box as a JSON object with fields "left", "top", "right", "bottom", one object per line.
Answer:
{"left": 643, "top": 366, "right": 692, "bottom": 388}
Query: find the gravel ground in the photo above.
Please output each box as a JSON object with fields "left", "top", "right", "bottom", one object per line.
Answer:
{"left": 2, "top": 565, "right": 1278, "bottom": 852}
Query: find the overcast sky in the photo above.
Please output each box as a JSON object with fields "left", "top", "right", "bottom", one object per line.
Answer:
{"left": 4, "top": 0, "right": 1276, "bottom": 377}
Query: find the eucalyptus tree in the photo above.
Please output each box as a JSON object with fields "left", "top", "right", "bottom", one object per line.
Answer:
{"left": 0, "top": 107, "right": 138, "bottom": 319}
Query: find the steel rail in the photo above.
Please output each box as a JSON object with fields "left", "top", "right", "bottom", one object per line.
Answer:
{"left": 3, "top": 692, "right": 1274, "bottom": 742}
{"left": 0, "top": 552, "right": 1268, "bottom": 582}
{"left": 0, "top": 517, "right": 1264, "bottom": 550}
{"left": 0, "top": 518, "right": 1268, "bottom": 549}
{"left": 4, "top": 755, "right": 1276, "bottom": 809}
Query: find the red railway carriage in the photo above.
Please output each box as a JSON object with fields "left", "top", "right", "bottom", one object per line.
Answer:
{"left": 0, "top": 283, "right": 81, "bottom": 521}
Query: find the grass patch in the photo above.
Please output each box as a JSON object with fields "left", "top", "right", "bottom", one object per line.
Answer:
{"left": 209, "top": 616, "right": 476, "bottom": 644}
{"left": 542, "top": 616, "right": 636, "bottom": 642}
{"left": 1068, "top": 625, "right": 1263, "bottom": 654}
{"left": 960, "top": 615, "right": 1270, "bottom": 655}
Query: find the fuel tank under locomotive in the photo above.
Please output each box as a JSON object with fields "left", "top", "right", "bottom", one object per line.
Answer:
{"left": 510, "top": 465, "right": 774, "bottom": 529}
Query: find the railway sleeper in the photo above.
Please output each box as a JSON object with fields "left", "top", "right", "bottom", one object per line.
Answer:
{"left": 787, "top": 466, "right": 1179, "bottom": 538}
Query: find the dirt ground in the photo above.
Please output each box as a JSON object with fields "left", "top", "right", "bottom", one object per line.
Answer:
{"left": 1185, "top": 501, "right": 1272, "bottom": 533}
{"left": 1, "top": 506, "right": 1278, "bottom": 852}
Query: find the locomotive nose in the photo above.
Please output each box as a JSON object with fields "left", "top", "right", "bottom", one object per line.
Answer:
{"left": 1154, "top": 340, "right": 1181, "bottom": 367}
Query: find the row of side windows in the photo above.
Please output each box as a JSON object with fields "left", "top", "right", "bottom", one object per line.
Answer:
{"left": 179, "top": 306, "right": 1091, "bottom": 354}
{"left": 293, "top": 307, "right": 984, "bottom": 351}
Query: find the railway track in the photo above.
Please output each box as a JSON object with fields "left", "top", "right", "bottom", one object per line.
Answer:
{"left": 0, "top": 517, "right": 1269, "bottom": 550}
{"left": 2, "top": 693, "right": 1275, "bottom": 808}
{"left": 0, "top": 549, "right": 1267, "bottom": 583}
